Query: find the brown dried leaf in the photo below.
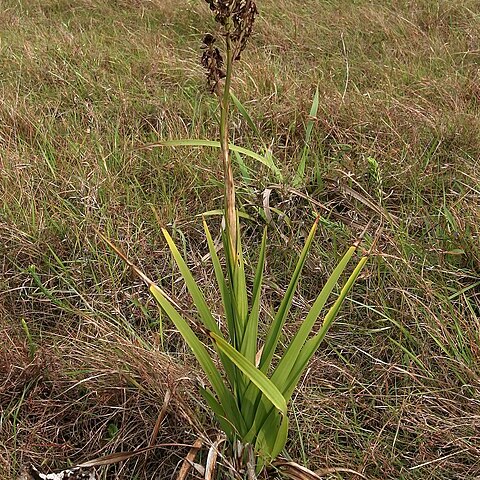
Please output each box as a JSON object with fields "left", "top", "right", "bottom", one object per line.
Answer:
{"left": 176, "top": 437, "right": 204, "bottom": 480}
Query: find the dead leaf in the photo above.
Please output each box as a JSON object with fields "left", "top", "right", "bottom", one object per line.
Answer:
{"left": 205, "top": 435, "right": 226, "bottom": 480}
{"left": 149, "top": 389, "right": 171, "bottom": 446}
{"left": 176, "top": 437, "right": 204, "bottom": 480}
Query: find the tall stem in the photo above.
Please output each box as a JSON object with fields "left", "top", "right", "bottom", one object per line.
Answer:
{"left": 220, "top": 32, "right": 237, "bottom": 260}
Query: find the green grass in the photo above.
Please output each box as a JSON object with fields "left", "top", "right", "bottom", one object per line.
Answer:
{"left": 1, "top": 0, "right": 479, "bottom": 479}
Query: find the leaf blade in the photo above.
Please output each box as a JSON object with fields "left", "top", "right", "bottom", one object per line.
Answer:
{"left": 270, "top": 245, "right": 358, "bottom": 392}
{"left": 283, "top": 255, "right": 368, "bottom": 400}
{"left": 162, "top": 228, "right": 220, "bottom": 336}
{"left": 149, "top": 284, "right": 247, "bottom": 435}
{"left": 259, "top": 218, "right": 319, "bottom": 373}
{"left": 210, "top": 332, "right": 287, "bottom": 415}
{"left": 143, "top": 139, "right": 282, "bottom": 180}
{"left": 240, "top": 227, "right": 267, "bottom": 363}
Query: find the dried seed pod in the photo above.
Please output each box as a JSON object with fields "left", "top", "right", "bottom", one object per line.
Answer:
{"left": 204, "top": 0, "right": 232, "bottom": 26}
{"left": 203, "top": 0, "right": 258, "bottom": 55}
{"left": 201, "top": 34, "right": 226, "bottom": 93}
{"left": 201, "top": 0, "right": 258, "bottom": 92}
{"left": 231, "top": 0, "right": 258, "bottom": 59}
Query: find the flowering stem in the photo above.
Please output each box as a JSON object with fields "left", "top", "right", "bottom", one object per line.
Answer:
{"left": 220, "top": 31, "right": 237, "bottom": 260}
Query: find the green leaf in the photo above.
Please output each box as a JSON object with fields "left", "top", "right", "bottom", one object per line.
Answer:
{"left": 197, "top": 209, "right": 253, "bottom": 221}
{"left": 248, "top": 254, "right": 368, "bottom": 446}
{"left": 270, "top": 245, "right": 358, "bottom": 393}
{"left": 203, "top": 218, "right": 238, "bottom": 385}
{"left": 147, "top": 139, "right": 283, "bottom": 180}
{"left": 209, "top": 332, "right": 287, "bottom": 416}
{"left": 149, "top": 283, "right": 247, "bottom": 435}
{"left": 165, "top": 225, "right": 238, "bottom": 387}
{"left": 233, "top": 150, "right": 252, "bottom": 183}
{"left": 242, "top": 220, "right": 319, "bottom": 428}
{"left": 162, "top": 228, "right": 221, "bottom": 336}
{"left": 283, "top": 256, "right": 368, "bottom": 401}
{"left": 203, "top": 218, "right": 235, "bottom": 341}
{"left": 271, "top": 413, "right": 289, "bottom": 459}
{"left": 254, "top": 408, "right": 288, "bottom": 461}
{"left": 238, "top": 229, "right": 267, "bottom": 425}
{"left": 200, "top": 387, "right": 234, "bottom": 438}
{"left": 259, "top": 219, "right": 319, "bottom": 373}
{"left": 233, "top": 220, "right": 248, "bottom": 349}
{"left": 294, "top": 86, "right": 319, "bottom": 186}
{"left": 240, "top": 227, "right": 267, "bottom": 363}
{"left": 230, "top": 91, "right": 262, "bottom": 138}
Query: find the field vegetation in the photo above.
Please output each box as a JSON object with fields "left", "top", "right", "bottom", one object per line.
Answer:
{"left": 1, "top": 0, "right": 479, "bottom": 479}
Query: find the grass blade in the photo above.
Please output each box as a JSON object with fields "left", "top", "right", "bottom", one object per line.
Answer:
{"left": 233, "top": 150, "right": 252, "bottom": 183}
{"left": 142, "top": 139, "right": 283, "bottom": 180}
{"left": 230, "top": 91, "right": 262, "bottom": 138}
{"left": 294, "top": 86, "right": 319, "bottom": 186}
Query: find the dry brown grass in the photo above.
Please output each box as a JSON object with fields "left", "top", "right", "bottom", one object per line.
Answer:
{"left": 0, "top": 312, "right": 206, "bottom": 478}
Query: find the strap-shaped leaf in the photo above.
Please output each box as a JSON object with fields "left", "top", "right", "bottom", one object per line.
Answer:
{"left": 245, "top": 254, "right": 368, "bottom": 446}
{"left": 259, "top": 218, "right": 319, "bottom": 373}
{"left": 271, "top": 413, "right": 289, "bottom": 459}
{"left": 203, "top": 218, "right": 237, "bottom": 385}
{"left": 242, "top": 220, "right": 318, "bottom": 426}
{"left": 232, "top": 219, "right": 248, "bottom": 349}
{"left": 270, "top": 245, "right": 358, "bottom": 392}
{"left": 149, "top": 283, "right": 247, "bottom": 436}
{"left": 209, "top": 332, "right": 287, "bottom": 416}
{"left": 203, "top": 219, "right": 233, "bottom": 327}
{"left": 198, "top": 209, "right": 253, "bottom": 221}
{"left": 144, "top": 139, "right": 282, "bottom": 180}
{"left": 254, "top": 408, "right": 288, "bottom": 460}
{"left": 162, "top": 228, "right": 221, "bottom": 336}
{"left": 238, "top": 229, "right": 267, "bottom": 424}
{"left": 233, "top": 150, "right": 252, "bottom": 183}
{"left": 240, "top": 227, "right": 267, "bottom": 363}
{"left": 213, "top": 216, "right": 242, "bottom": 357}
{"left": 283, "top": 256, "right": 368, "bottom": 401}
{"left": 200, "top": 387, "right": 234, "bottom": 438}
